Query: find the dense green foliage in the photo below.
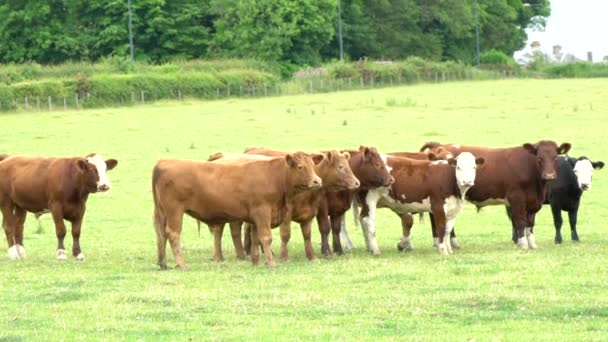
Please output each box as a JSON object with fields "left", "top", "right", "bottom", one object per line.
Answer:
{"left": 1, "top": 79, "right": 607, "bottom": 340}
{"left": 541, "top": 62, "right": 608, "bottom": 78}
{"left": 0, "top": 0, "right": 550, "bottom": 65}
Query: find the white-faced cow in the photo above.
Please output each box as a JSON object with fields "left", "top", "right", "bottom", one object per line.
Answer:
{"left": 420, "top": 140, "right": 571, "bottom": 249}
{"left": 508, "top": 155, "right": 604, "bottom": 244}
{"left": 355, "top": 152, "right": 484, "bottom": 256}
{"left": 0, "top": 154, "right": 118, "bottom": 260}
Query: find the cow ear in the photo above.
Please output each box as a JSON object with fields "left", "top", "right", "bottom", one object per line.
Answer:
{"left": 105, "top": 159, "right": 118, "bottom": 170}
{"left": 312, "top": 153, "right": 325, "bottom": 165}
{"left": 557, "top": 143, "right": 571, "bottom": 155}
{"left": 77, "top": 159, "right": 88, "bottom": 171}
{"left": 427, "top": 152, "right": 438, "bottom": 161}
{"left": 447, "top": 158, "right": 457, "bottom": 166}
{"left": 325, "top": 151, "right": 333, "bottom": 163}
{"left": 523, "top": 143, "right": 537, "bottom": 155}
{"left": 285, "top": 154, "right": 297, "bottom": 168}
{"left": 475, "top": 157, "right": 485, "bottom": 165}
{"left": 593, "top": 161, "right": 605, "bottom": 170}
{"left": 363, "top": 147, "right": 372, "bottom": 161}
{"left": 341, "top": 151, "right": 351, "bottom": 160}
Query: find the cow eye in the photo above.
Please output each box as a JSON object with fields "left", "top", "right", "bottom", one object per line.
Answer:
{"left": 298, "top": 165, "right": 304, "bottom": 170}
{"left": 339, "top": 164, "right": 344, "bottom": 170}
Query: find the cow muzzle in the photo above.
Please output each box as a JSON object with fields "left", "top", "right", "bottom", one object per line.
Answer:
{"left": 581, "top": 184, "right": 590, "bottom": 191}
{"left": 98, "top": 184, "right": 110, "bottom": 192}
{"left": 461, "top": 180, "right": 475, "bottom": 188}
{"left": 309, "top": 177, "right": 323, "bottom": 189}
{"left": 383, "top": 176, "right": 395, "bottom": 186}
{"left": 349, "top": 179, "right": 361, "bottom": 190}
{"left": 542, "top": 172, "right": 557, "bottom": 180}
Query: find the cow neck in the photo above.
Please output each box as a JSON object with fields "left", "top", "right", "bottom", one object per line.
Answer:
{"left": 67, "top": 159, "right": 91, "bottom": 202}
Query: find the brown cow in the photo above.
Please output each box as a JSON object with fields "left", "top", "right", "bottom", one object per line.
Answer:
{"left": 420, "top": 140, "right": 571, "bottom": 249}
{"left": 321, "top": 146, "right": 394, "bottom": 255}
{"left": 355, "top": 152, "right": 484, "bottom": 255}
{"left": 0, "top": 154, "right": 118, "bottom": 260}
{"left": 152, "top": 152, "right": 322, "bottom": 270}
{"left": 237, "top": 148, "right": 360, "bottom": 261}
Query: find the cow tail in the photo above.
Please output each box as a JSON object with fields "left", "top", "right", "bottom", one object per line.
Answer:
{"left": 352, "top": 197, "right": 360, "bottom": 227}
{"left": 418, "top": 212, "right": 424, "bottom": 224}
{"left": 419, "top": 142, "right": 442, "bottom": 152}
{"left": 152, "top": 168, "right": 167, "bottom": 242}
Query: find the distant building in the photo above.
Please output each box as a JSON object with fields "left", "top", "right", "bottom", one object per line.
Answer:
{"left": 516, "top": 41, "right": 580, "bottom": 66}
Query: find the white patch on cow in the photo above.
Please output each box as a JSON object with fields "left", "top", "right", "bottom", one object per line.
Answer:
{"left": 86, "top": 154, "right": 112, "bottom": 191}
{"left": 361, "top": 188, "right": 386, "bottom": 256}
{"left": 438, "top": 243, "right": 449, "bottom": 256}
{"left": 471, "top": 198, "right": 510, "bottom": 207}
{"left": 400, "top": 194, "right": 406, "bottom": 200}
{"left": 452, "top": 144, "right": 461, "bottom": 149}
{"left": 8, "top": 245, "right": 20, "bottom": 260}
{"left": 380, "top": 195, "right": 431, "bottom": 215}
{"left": 380, "top": 154, "right": 392, "bottom": 173}
{"left": 517, "top": 237, "right": 529, "bottom": 250}
{"left": 75, "top": 253, "right": 85, "bottom": 261}
{"left": 574, "top": 159, "right": 594, "bottom": 190}
{"left": 454, "top": 152, "right": 479, "bottom": 190}
{"left": 16, "top": 245, "right": 26, "bottom": 259}
{"left": 450, "top": 237, "right": 461, "bottom": 249}
{"left": 57, "top": 249, "right": 67, "bottom": 261}
{"left": 443, "top": 196, "right": 462, "bottom": 219}
{"left": 525, "top": 227, "right": 537, "bottom": 249}
{"left": 399, "top": 236, "right": 414, "bottom": 251}
{"left": 431, "top": 160, "right": 448, "bottom": 165}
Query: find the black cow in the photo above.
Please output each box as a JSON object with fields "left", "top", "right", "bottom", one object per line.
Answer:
{"left": 509, "top": 156, "right": 604, "bottom": 244}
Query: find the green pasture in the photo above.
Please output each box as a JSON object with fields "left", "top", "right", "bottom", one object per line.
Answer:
{"left": 1, "top": 78, "right": 607, "bottom": 341}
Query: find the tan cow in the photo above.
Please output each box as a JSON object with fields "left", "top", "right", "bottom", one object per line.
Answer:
{"left": 0, "top": 153, "right": 118, "bottom": 260}
{"left": 152, "top": 152, "right": 322, "bottom": 270}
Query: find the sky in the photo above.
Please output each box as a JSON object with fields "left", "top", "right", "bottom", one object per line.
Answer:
{"left": 514, "top": 0, "right": 608, "bottom": 62}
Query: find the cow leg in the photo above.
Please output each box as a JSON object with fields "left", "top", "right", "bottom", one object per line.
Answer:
{"left": 249, "top": 224, "right": 261, "bottom": 265}
{"left": 429, "top": 213, "right": 439, "bottom": 247}
{"left": 165, "top": 212, "right": 187, "bottom": 270}
{"left": 2, "top": 211, "right": 19, "bottom": 260}
{"left": 397, "top": 213, "right": 414, "bottom": 252}
{"left": 550, "top": 204, "right": 563, "bottom": 244}
{"left": 360, "top": 191, "right": 381, "bottom": 256}
{"left": 211, "top": 223, "right": 225, "bottom": 262}
{"left": 525, "top": 213, "right": 538, "bottom": 249}
{"left": 316, "top": 212, "right": 332, "bottom": 257}
{"left": 330, "top": 214, "right": 344, "bottom": 255}
{"left": 279, "top": 220, "right": 291, "bottom": 262}
{"left": 431, "top": 201, "right": 449, "bottom": 256}
{"left": 449, "top": 226, "right": 459, "bottom": 250}
{"left": 568, "top": 208, "right": 579, "bottom": 242}
{"left": 243, "top": 222, "right": 252, "bottom": 256}
{"left": 300, "top": 220, "right": 317, "bottom": 261}
{"left": 506, "top": 206, "right": 518, "bottom": 244}
{"left": 155, "top": 208, "right": 168, "bottom": 270}
{"left": 229, "top": 221, "right": 247, "bottom": 260}
{"left": 70, "top": 216, "right": 85, "bottom": 260}
{"left": 50, "top": 205, "right": 69, "bottom": 260}
{"left": 12, "top": 207, "right": 27, "bottom": 259}
{"left": 444, "top": 217, "right": 456, "bottom": 255}
{"left": 509, "top": 201, "right": 529, "bottom": 250}
{"left": 251, "top": 210, "right": 275, "bottom": 267}
{"left": 339, "top": 215, "right": 355, "bottom": 251}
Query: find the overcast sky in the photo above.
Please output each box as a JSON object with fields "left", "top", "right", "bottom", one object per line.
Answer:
{"left": 514, "top": 0, "right": 608, "bottom": 62}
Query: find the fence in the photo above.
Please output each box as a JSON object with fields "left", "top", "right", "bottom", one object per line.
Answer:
{"left": 0, "top": 69, "right": 534, "bottom": 113}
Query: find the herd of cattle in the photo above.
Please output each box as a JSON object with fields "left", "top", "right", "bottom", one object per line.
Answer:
{"left": 0, "top": 140, "right": 603, "bottom": 270}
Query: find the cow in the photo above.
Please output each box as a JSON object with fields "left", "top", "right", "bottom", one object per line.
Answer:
{"left": 355, "top": 153, "right": 484, "bottom": 256}
{"left": 0, "top": 153, "right": 118, "bottom": 260}
{"left": 152, "top": 152, "right": 322, "bottom": 270}
{"left": 227, "top": 149, "right": 360, "bottom": 261}
{"left": 420, "top": 140, "right": 571, "bottom": 249}
{"left": 508, "top": 155, "right": 604, "bottom": 244}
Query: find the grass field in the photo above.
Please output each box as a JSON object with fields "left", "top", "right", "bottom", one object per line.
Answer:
{"left": 1, "top": 78, "right": 607, "bottom": 341}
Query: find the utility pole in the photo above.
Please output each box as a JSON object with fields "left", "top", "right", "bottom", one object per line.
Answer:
{"left": 337, "top": 0, "right": 344, "bottom": 61}
{"left": 128, "top": 0, "right": 135, "bottom": 63}
{"left": 474, "top": 0, "right": 480, "bottom": 67}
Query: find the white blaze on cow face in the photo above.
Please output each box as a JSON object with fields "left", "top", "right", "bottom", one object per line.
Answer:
{"left": 86, "top": 154, "right": 112, "bottom": 191}
{"left": 453, "top": 152, "right": 479, "bottom": 190}
{"left": 574, "top": 159, "right": 594, "bottom": 191}
{"left": 380, "top": 154, "right": 392, "bottom": 173}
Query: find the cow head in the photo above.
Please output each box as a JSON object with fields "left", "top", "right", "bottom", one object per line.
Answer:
{"left": 523, "top": 141, "right": 571, "bottom": 181}
{"left": 572, "top": 156, "right": 604, "bottom": 191}
{"left": 427, "top": 147, "right": 454, "bottom": 161}
{"left": 315, "top": 150, "right": 360, "bottom": 191}
{"left": 285, "top": 152, "right": 322, "bottom": 190}
{"left": 447, "top": 152, "right": 485, "bottom": 189}
{"left": 81, "top": 153, "right": 118, "bottom": 192}
{"left": 351, "top": 145, "right": 394, "bottom": 188}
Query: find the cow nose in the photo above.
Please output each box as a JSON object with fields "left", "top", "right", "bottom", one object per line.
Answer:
{"left": 353, "top": 180, "right": 361, "bottom": 188}
{"left": 384, "top": 176, "right": 395, "bottom": 186}
{"left": 543, "top": 172, "right": 557, "bottom": 180}
{"left": 462, "top": 181, "right": 474, "bottom": 187}
{"left": 310, "top": 177, "right": 322, "bottom": 188}
{"left": 581, "top": 184, "right": 590, "bottom": 191}
{"left": 98, "top": 184, "right": 110, "bottom": 191}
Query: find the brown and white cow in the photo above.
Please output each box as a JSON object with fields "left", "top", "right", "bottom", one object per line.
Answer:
{"left": 355, "top": 153, "right": 484, "bottom": 255}
{"left": 152, "top": 152, "right": 322, "bottom": 270}
{"left": 420, "top": 140, "right": 571, "bottom": 249}
{"left": 238, "top": 148, "right": 360, "bottom": 261}
{"left": 0, "top": 154, "right": 118, "bottom": 260}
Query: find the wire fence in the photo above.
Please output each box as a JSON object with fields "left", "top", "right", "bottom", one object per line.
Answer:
{"left": 0, "top": 69, "right": 537, "bottom": 113}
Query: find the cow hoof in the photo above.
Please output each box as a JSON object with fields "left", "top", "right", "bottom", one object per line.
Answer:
{"left": 450, "top": 238, "right": 461, "bottom": 249}
{"left": 210, "top": 256, "right": 224, "bottom": 262}
{"left": 176, "top": 264, "right": 189, "bottom": 271}
{"left": 554, "top": 239, "right": 562, "bottom": 244}
{"left": 75, "top": 253, "right": 85, "bottom": 261}
{"left": 158, "top": 263, "right": 168, "bottom": 270}
{"left": 370, "top": 250, "right": 381, "bottom": 256}
{"left": 57, "top": 249, "right": 68, "bottom": 261}
{"left": 7, "top": 246, "right": 20, "bottom": 260}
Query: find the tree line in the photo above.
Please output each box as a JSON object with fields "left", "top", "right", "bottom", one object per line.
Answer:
{"left": 0, "top": 0, "right": 549, "bottom": 66}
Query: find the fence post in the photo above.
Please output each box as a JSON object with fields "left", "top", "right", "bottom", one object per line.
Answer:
{"left": 442, "top": 72, "right": 446, "bottom": 82}
{"left": 320, "top": 79, "right": 324, "bottom": 92}
{"left": 178, "top": 89, "right": 182, "bottom": 100}
{"left": 76, "top": 94, "right": 79, "bottom": 109}
{"left": 63, "top": 97, "right": 67, "bottom": 110}
{"left": 227, "top": 85, "right": 230, "bottom": 97}
{"left": 140, "top": 90, "right": 145, "bottom": 103}
{"left": 275, "top": 83, "right": 280, "bottom": 95}
{"left": 360, "top": 77, "right": 364, "bottom": 88}
{"left": 264, "top": 83, "right": 267, "bottom": 96}
{"left": 48, "top": 96, "right": 52, "bottom": 111}
{"left": 36, "top": 96, "right": 40, "bottom": 111}
{"left": 25, "top": 96, "right": 29, "bottom": 111}
{"left": 239, "top": 85, "right": 243, "bottom": 97}
{"left": 371, "top": 77, "right": 374, "bottom": 88}
{"left": 216, "top": 88, "right": 220, "bottom": 98}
